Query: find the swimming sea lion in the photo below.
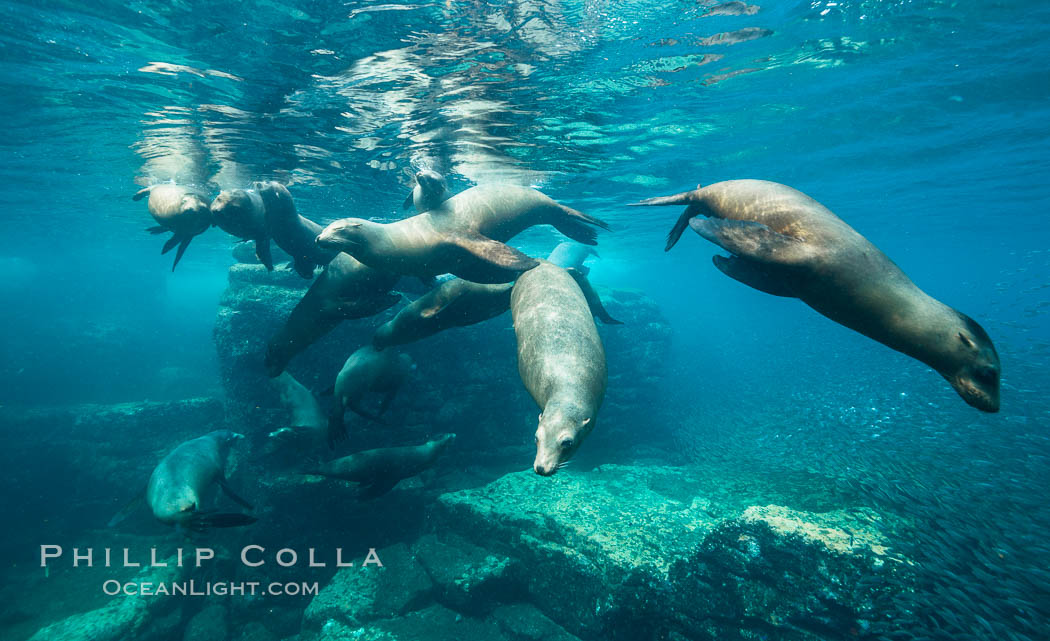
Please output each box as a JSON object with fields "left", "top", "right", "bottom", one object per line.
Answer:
{"left": 307, "top": 433, "right": 455, "bottom": 498}
{"left": 211, "top": 182, "right": 336, "bottom": 278}
{"left": 511, "top": 261, "right": 608, "bottom": 476}
{"left": 373, "top": 256, "right": 621, "bottom": 350}
{"left": 210, "top": 188, "right": 274, "bottom": 270}
{"left": 145, "top": 430, "right": 255, "bottom": 531}
{"left": 639, "top": 179, "right": 1000, "bottom": 412}
{"left": 270, "top": 371, "right": 327, "bottom": 448}
{"left": 327, "top": 345, "right": 414, "bottom": 447}
{"left": 265, "top": 253, "right": 401, "bottom": 377}
{"left": 316, "top": 184, "right": 609, "bottom": 284}
{"left": 548, "top": 242, "right": 599, "bottom": 275}
{"left": 403, "top": 169, "right": 452, "bottom": 212}
{"left": 134, "top": 184, "right": 212, "bottom": 271}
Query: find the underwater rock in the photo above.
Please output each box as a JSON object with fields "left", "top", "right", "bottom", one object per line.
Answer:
{"left": 489, "top": 603, "right": 583, "bottom": 641}
{"left": 427, "top": 464, "right": 907, "bottom": 640}
{"left": 301, "top": 542, "right": 434, "bottom": 636}
{"left": 412, "top": 533, "right": 524, "bottom": 615}
{"left": 182, "top": 603, "right": 228, "bottom": 641}
{"left": 26, "top": 558, "right": 186, "bottom": 641}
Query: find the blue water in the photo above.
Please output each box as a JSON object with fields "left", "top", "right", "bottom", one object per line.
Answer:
{"left": 1, "top": 0, "right": 1048, "bottom": 639}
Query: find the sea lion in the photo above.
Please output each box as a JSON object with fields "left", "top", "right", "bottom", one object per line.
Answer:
{"left": 373, "top": 256, "right": 621, "bottom": 350}
{"left": 328, "top": 345, "right": 414, "bottom": 447}
{"left": 209, "top": 187, "right": 273, "bottom": 269}
{"left": 403, "top": 169, "right": 452, "bottom": 212}
{"left": 146, "top": 430, "right": 255, "bottom": 531}
{"left": 307, "top": 433, "right": 455, "bottom": 498}
{"left": 265, "top": 253, "right": 401, "bottom": 377}
{"left": 511, "top": 261, "right": 608, "bottom": 476}
{"left": 639, "top": 179, "right": 1000, "bottom": 412}
{"left": 316, "top": 184, "right": 609, "bottom": 284}
{"left": 270, "top": 372, "right": 327, "bottom": 448}
{"left": 134, "top": 184, "right": 212, "bottom": 271}
{"left": 211, "top": 182, "right": 336, "bottom": 278}
{"left": 548, "top": 241, "right": 599, "bottom": 275}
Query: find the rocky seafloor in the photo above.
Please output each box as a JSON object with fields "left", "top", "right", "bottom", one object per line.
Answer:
{"left": 2, "top": 250, "right": 917, "bottom": 641}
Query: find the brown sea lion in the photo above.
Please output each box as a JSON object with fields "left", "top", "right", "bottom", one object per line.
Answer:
{"left": 107, "top": 430, "right": 255, "bottom": 532}
{"left": 264, "top": 253, "right": 401, "bottom": 377}
{"left": 372, "top": 257, "right": 621, "bottom": 350}
{"left": 511, "top": 261, "right": 608, "bottom": 476}
{"left": 307, "top": 433, "right": 455, "bottom": 499}
{"left": 134, "top": 184, "right": 211, "bottom": 271}
{"left": 639, "top": 179, "right": 1000, "bottom": 412}
{"left": 316, "top": 184, "right": 609, "bottom": 284}
{"left": 327, "top": 345, "right": 414, "bottom": 447}
{"left": 403, "top": 169, "right": 452, "bottom": 212}
{"left": 211, "top": 182, "right": 336, "bottom": 278}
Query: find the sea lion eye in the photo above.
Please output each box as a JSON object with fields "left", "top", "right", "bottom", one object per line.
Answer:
{"left": 560, "top": 437, "right": 574, "bottom": 450}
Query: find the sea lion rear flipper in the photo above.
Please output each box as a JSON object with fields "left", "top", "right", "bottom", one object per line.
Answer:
{"left": 446, "top": 234, "right": 540, "bottom": 284}
{"left": 186, "top": 511, "right": 257, "bottom": 532}
{"left": 357, "top": 477, "right": 399, "bottom": 500}
{"left": 133, "top": 187, "right": 152, "bottom": 201}
{"left": 107, "top": 489, "right": 145, "bottom": 528}
{"left": 566, "top": 268, "right": 623, "bottom": 325}
{"left": 712, "top": 255, "right": 797, "bottom": 298}
{"left": 255, "top": 239, "right": 275, "bottom": 271}
{"left": 161, "top": 235, "right": 180, "bottom": 254}
{"left": 403, "top": 192, "right": 414, "bottom": 210}
{"left": 218, "top": 478, "right": 254, "bottom": 510}
{"left": 689, "top": 218, "right": 810, "bottom": 265}
{"left": 146, "top": 225, "right": 167, "bottom": 235}
{"left": 171, "top": 237, "right": 193, "bottom": 271}
{"left": 551, "top": 205, "right": 610, "bottom": 246}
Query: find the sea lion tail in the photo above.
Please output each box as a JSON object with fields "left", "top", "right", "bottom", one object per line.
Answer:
{"left": 629, "top": 188, "right": 704, "bottom": 252}
{"left": 186, "top": 511, "right": 257, "bottom": 532}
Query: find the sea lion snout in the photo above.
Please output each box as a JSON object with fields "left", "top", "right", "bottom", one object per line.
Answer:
{"left": 949, "top": 365, "right": 1001, "bottom": 413}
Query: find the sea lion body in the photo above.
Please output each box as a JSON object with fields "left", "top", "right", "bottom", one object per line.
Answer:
{"left": 328, "top": 345, "right": 414, "bottom": 446}
{"left": 134, "top": 184, "right": 212, "bottom": 271}
{"left": 146, "top": 430, "right": 254, "bottom": 529}
{"left": 265, "top": 253, "right": 401, "bottom": 376}
{"left": 309, "top": 434, "right": 455, "bottom": 498}
{"left": 317, "top": 185, "right": 609, "bottom": 284}
{"left": 646, "top": 179, "right": 1000, "bottom": 412}
{"left": 511, "top": 261, "right": 608, "bottom": 476}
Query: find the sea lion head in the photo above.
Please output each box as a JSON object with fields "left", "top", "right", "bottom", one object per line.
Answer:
{"left": 413, "top": 170, "right": 450, "bottom": 212}
{"left": 208, "top": 430, "right": 246, "bottom": 456}
{"left": 944, "top": 314, "right": 1000, "bottom": 413}
{"left": 533, "top": 403, "right": 594, "bottom": 476}
{"left": 179, "top": 193, "right": 212, "bottom": 236}
{"left": 316, "top": 218, "right": 376, "bottom": 253}
{"left": 210, "top": 189, "right": 261, "bottom": 240}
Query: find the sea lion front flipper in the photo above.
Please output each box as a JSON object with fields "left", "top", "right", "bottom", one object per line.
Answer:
{"left": 327, "top": 403, "right": 347, "bottom": 449}
{"left": 107, "top": 489, "right": 145, "bottom": 528}
{"left": 689, "top": 218, "right": 810, "bottom": 265}
{"left": 171, "top": 236, "right": 193, "bottom": 271}
{"left": 566, "top": 268, "right": 623, "bottom": 325}
{"left": 293, "top": 256, "right": 316, "bottom": 279}
{"left": 712, "top": 255, "right": 797, "bottom": 298}
{"left": 445, "top": 234, "right": 540, "bottom": 284}
{"left": 255, "top": 239, "right": 275, "bottom": 271}
{"left": 133, "top": 187, "right": 152, "bottom": 201}
{"left": 403, "top": 192, "right": 414, "bottom": 210}
{"left": 218, "top": 477, "right": 254, "bottom": 510}
{"left": 327, "top": 291, "right": 402, "bottom": 320}
{"left": 186, "top": 511, "right": 257, "bottom": 532}
{"left": 347, "top": 400, "right": 387, "bottom": 424}
{"left": 377, "top": 386, "right": 401, "bottom": 416}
